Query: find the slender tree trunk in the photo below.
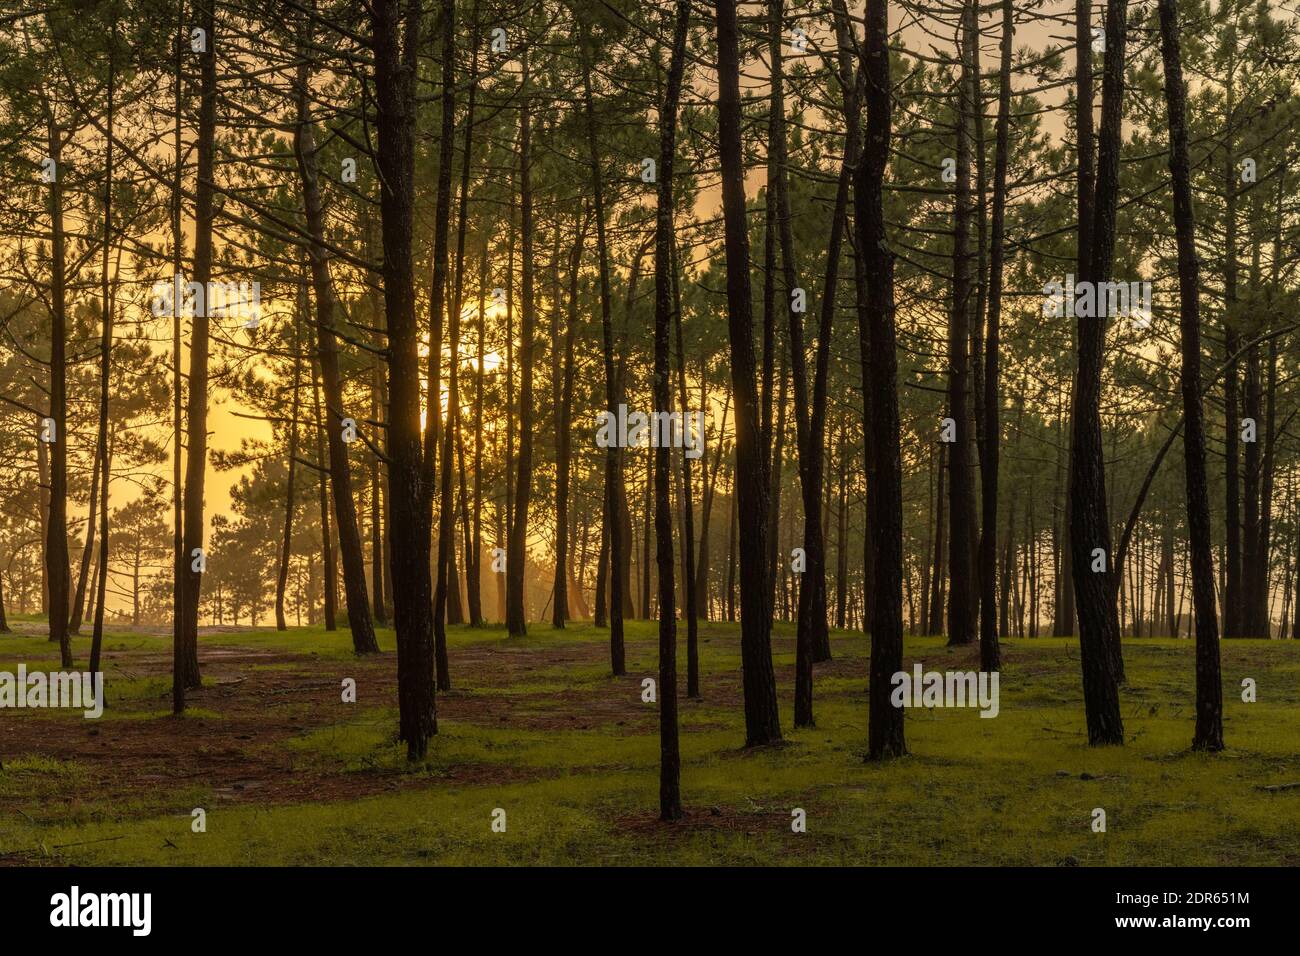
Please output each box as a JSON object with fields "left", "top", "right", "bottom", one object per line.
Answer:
{"left": 429, "top": 0, "right": 459, "bottom": 686}
{"left": 716, "top": 0, "right": 782, "bottom": 746}
{"left": 310, "top": 367, "right": 337, "bottom": 630}
{"left": 726, "top": 476, "right": 737, "bottom": 622}
{"left": 507, "top": 53, "right": 536, "bottom": 639}
{"left": 88, "top": 51, "right": 116, "bottom": 677}
{"left": 70, "top": 439, "right": 100, "bottom": 636}
{"left": 1071, "top": 0, "right": 1126, "bottom": 743}
{"left": 946, "top": 5, "right": 977, "bottom": 649}
{"left": 294, "top": 38, "right": 380, "bottom": 652}
{"left": 170, "top": 0, "right": 186, "bottom": 712}
{"left": 858, "top": 0, "right": 906, "bottom": 760}
{"left": 44, "top": 112, "right": 72, "bottom": 669}
{"left": 654, "top": 1, "right": 689, "bottom": 819}
{"left": 670, "top": 237, "right": 700, "bottom": 698}
{"left": 179, "top": 0, "right": 218, "bottom": 689}
{"left": 642, "top": 449, "right": 653, "bottom": 618}
{"left": 553, "top": 215, "right": 586, "bottom": 628}
{"left": 977, "top": 0, "right": 1013, "bottom": 671}
{"left": 275, "top": 304, "right": 301, "bottom": 632}
{"left": 371, "top": 365, "right": 387, "bottom": 625}
{"left": 579, "top": 24, "right": 626, "bottom": 671}
{"left": 468, "top": 241, "right": 487, "bottom": 626}
{"left": 373, "top": 0, "right": 436, "bottom": 758}
{"left": 928, "top": 443, "right": 947, "bottom": 634}
{"left": 694, "top": 390, "right": 728, "bottom": 623}
{"left": 1158, "top": 0, "right": 1223, "bottom": 750}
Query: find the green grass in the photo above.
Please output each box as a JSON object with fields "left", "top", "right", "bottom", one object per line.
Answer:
{"left": 2, "top": 620, "right": 1299, "bottom": 866}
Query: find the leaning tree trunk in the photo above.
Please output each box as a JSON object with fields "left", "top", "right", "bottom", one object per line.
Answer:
{"left": 1157, "top": 0, "right": 1223, "bottom": 751}
{"left": 715, "top": 0, "right": 782, "bottom": 746}
{"left": 293, "top": 28, "right": 381, "bottom": 653}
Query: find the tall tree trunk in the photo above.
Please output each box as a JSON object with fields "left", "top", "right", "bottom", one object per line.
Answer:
{"left": 977, "top": 0, "right": 1012, "bottom": 671}
{"left": 858, "top": 0, "right": 906, "bottom": 761}
{"left": 179, "top": 0, "right": 218, "bottom": 689}
{"left": 553, "top": 215, "right": 586, "bottom": 628}
{"left": 170, "top": 0, "right": 187, "bottom": 712}
{"left": 579, "top": 24, "right": 626, "bottom": 671}
{"left": 430, "top": 0, "right": 459, "bottom": 687}
{"left": 1221, "top": 65, "right": 1242, "bottom": 639}
{"left": 946, "top": 5, "right": 977, "bottom": 649}
{"left": 89, "top": 47, "right": 115, "bottom": 678}
{"left": 468, "top": 241, "right": 487, "bottom": 626}
{"left": 654, "top": 0, "right": 689, "bottom": 820}
{"left": 294, "top": 28, "right": 380, "bottom": 652}
{"left": 715, "top": 0, "right": 782, "bottom": 746}
{"left": 44, "top": 112, "right": 72, "bottom": 668}
{"left": 670, "top": 237, "right": 700, "bottom": 697}
{"left": 1158, "top": 0, "right": 1223, "bottom": 750}
{"left": 373, "top": 0, "right": 436, "bottom": 758}
{"left": 506, "top": 53, "right": 536, "bottom": 639}
{"left": 1071, "top": 0, "right": 1126, "bottom": 743}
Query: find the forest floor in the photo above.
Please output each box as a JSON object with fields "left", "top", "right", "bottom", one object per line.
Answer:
{"left": 1, "top": 615, "right": 1299, "bottom": 866}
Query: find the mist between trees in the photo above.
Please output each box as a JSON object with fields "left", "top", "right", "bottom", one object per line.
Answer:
{"left": 1, "top": 0, "right": 1297, "bottom": 809}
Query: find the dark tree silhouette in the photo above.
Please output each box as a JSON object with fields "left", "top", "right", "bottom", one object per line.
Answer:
{"left": 715, "top": 0, "right": 781, "bottom": 747}
{"left": 372, "top": 0, "right": 436, "bottom": 758}
{"left": 1157, "top": 0, "right": 1223, "bottom": 751}
{"left": 857, "top": 0, "right": 905, "bottom": 761}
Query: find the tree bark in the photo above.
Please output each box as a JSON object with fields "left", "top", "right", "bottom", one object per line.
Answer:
{"left": 858, "top": 0, "right": 906, "bottom": 761}
{"left": 553, "top": 215, "right": 586, "bottom": 628}
{"left": 430, "top": 0, "right": 459, "bottom": 687}
{"left": 275, "top": 299, "right": 301, "bottom": 632}
{"left": 506, "top": 53, "right": 536, "bottom": 639}
{"left": 976, "top": 0, "right": 1013, "bottom": 671}
{"left": 715, "top": 0, "right": 782, "bottom": 746}
{"left": 1071, "top": 0, "right": 1126, "bottom": 743}
{"left": 654, "top": 0, "right": 689, "bottom": 819}
{"left": 44, "top": 111, "right": 72, "bottom": 669}
{"left": 179, "top": 0, "right": 218, "bottom": 689}
{"left": 946, "top": 3, "right": 978, "bottom": 649}
{"left": 373, "top": 0, "right": 436, "bottom": 758}
{"left": 1157, "top": 0, "right": 1223, "bottom": 750}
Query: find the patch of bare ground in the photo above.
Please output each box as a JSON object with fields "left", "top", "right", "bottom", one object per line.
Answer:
{"left": 0, "top": 630, "right": 659, "bottom": 832}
